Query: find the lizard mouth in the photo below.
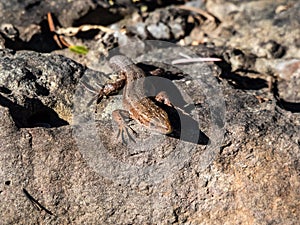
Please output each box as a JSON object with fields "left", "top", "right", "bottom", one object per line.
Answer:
{"left": 163, "top": 124, "right": 173, "bottom": 134}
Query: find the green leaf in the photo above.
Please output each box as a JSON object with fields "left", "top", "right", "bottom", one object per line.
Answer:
{"left": 69, "top": 45, "right": 89, "bottom": 55}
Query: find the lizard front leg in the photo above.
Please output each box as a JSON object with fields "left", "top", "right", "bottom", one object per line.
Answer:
{"left": 81, "top": 72, "right": 126, "bottom": 112}
{"left": 96, "top": 73, "right": 126, "bottom": 103}
{"left": 112, "top": 109, "right": 137, "bottom": 144}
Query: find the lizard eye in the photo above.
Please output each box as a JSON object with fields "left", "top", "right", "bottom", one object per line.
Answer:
{"left": 149, "top": 118, "right": 163, "bottom": 129}
{"left": 149, "top": 121, "right": 156, "bottom": 127}
{"left": 149, "top": 118, "right": 159, "bottom": 129}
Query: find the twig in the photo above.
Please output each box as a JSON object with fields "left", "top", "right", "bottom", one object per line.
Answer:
{"left": 172, "top": 57, "right": 222, "bottom": 65}
{"left": 23, "top": 188, "right": 54, "bottom": 216}
{"left": 47, "top": 12, "right": 70, "bottom": 48}
{"left": 58, "top": 35, "right": 71, "bottom": 47}
{"left": 47, "top": 12, "right": 55, "bottom": 32}
{"left": 179, "top": 52, "right": 193, "bottom": 59}
{"left": 177, "top": 5, "right": 216, "bottom": 22}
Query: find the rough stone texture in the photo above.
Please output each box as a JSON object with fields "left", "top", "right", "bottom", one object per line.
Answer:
{"left": 202, "top": 0, "right": 300, "bottom": 113}
{"left": 0, "top": 33, "right": 5, "bottom": 49}
{"left": 0, "top": 0, "right": 300, "bottom": 224}
{"left": 274, "top": 59, "right": 300, "bottom": 103}
{"left": 0, "top": 49, "right": 107, "bottom": 127}
{"left": 0, "top": 0, "right": 111, "bottom": 27}
{"left": 145, "top": 7, "right": 188, "bottom": 40}
{"left": 206, "top": 0, "right": 300, "bottom": 59}
{"left": 0, "top": 0, "right": 119, "bottom": 53}
{"left": 1, "top": 63, "right": 299, "bottom": 224}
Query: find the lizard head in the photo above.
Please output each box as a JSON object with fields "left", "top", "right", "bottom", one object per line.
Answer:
{"left": 147, "top": 112, "right": 173, "bottom": 135}
{"left": 129, "top": 97, "right": 174, "bottom": 135}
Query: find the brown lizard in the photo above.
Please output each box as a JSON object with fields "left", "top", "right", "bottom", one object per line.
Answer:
{"left": 96, "top": 55, "right": 174, "bottom": 140}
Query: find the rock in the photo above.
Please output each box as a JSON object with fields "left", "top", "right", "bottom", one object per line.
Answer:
{"left": 274, "top": 59, "right": 300, "bottom": 103}
{"left": 169, "top": 17, "right": 186, "bottom": 40}
{"left": 206, "top": 0, "right": 300, "bottom": 58}
{"left": 223, "top": 48, "right": 257, "bottom": 72}
{"left": 127, "top": 22, "right": 148, "bottom": 39}
{"left": 0, "top": 49, "right": 106, "bottom": 127}
{"left": 0, "top": 23, "right": 19, "bottom": 40}
{"left": 0, "top": 0, "right": 110, "bottom": 28}
{"left": 0, "top": 33, "right": 5, "bottom": 49}
{"left": 145, "top": 7, "right": 189, "bottom": 40}
{"left": 0, "top": 0, "right": 300, "bottom": 224}
{"left": 0, "top": 48, "right": 300, "bottom": 224}
{"left": 257, "top": 40, "right": 286, "bottom": 59}
{"left": 0, "top": 0, "right": 121, "bottom": 52}
{"left": 146, "top": 22, "right": 171, "bottom": 40}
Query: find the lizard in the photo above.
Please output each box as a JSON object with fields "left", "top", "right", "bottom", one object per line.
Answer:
{"left": 94, "top": 55, "right": 174, "bottom": 141}
{"left": 110, "top": 55, "right": 174, "bottom": 137}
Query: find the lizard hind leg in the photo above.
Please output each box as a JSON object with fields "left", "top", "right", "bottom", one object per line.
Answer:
{"left": 112, "top": 109, "right": 137, "bottom": 144}
{"left": 155, "top": 91, "right": 190, "bottom": 116}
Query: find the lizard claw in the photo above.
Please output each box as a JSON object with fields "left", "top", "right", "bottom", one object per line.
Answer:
{"left": 116, "top": 124, "right": 137, "bottom": 144}
{"left": 113, "top": 110, "right": 137, "bottom": 144}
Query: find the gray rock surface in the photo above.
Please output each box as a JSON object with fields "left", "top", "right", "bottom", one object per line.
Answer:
{"left": 0, "top": 0, "right": 110, "bottom": 27}
{"left": 0, "top": 49, "right": 299, "bottom": 224}
{"left": 206, "top": 0, "right": 300, "bottom": 59}
{"left": 0, "top": 0, "right": 300, "bottom": 224}
{"left": 0, "top": 49, "right": 86, "bottom": 127}
{"left": 145, "top": 7, "right": 188, "bottom": 40}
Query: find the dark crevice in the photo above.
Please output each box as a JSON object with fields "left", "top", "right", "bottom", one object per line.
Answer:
{"left": 272, "top": 80, "right": 300, "bottom": 113}
{"left": 0, "top": 94, "right": 68, "bottom": 128}
{"left": 26, "top": 109, "right": 67, "bottom": 128}
{"left": 135, "top": 0, "right": 185, "bottom": 12}
{"left": 25, "top": 19, "right": 61, "bottom": 52}
{"left": 1, "top": 35, "right": 24, "bottom": 51}
{"left": 225, "top": 73, "right": 268, "bottom": 90}
{"left": 73, "top": 6, "right": 124, "bottom": 27}
{"left": 35, "top": 83, "right": 50, "bottom": 96}
{"left": 2, "top": 18, "right": 60, "bottom": 52}
{"left": 21, "top": 68, "right": 37, "bottom": 81}
{"left": 217, "top": 61, "right": 268, "bottom": 90}
{"left": 0, "top": 86, "right": 12, "bottom": 94}
{"left": 277, "top": 99, "right": 300, "bottom": 113}
{"left": 24, "top": 0, "right": 41, "bottom": 11}
{"left": 75, "top": 29, "right": 101, "bottom": 40}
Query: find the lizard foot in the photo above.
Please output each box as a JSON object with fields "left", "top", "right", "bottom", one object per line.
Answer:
{"left": 112, "top": 110, "right": 137, "bottom": 144}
